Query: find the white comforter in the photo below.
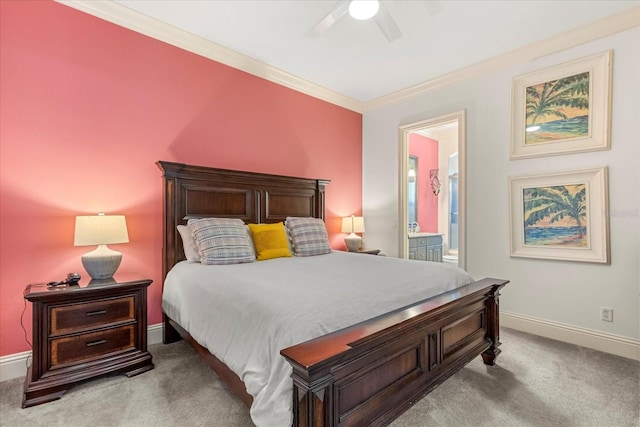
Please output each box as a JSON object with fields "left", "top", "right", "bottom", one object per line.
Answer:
{"left": 162, "top": 251, "right": 473, "bottom": 427}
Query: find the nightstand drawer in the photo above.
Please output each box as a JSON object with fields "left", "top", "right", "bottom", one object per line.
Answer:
{"left": 50, "top": 296, "right": 135, "bottom": 336}
{"left": 50, "top": 324, "right": 136, "bottom": 368}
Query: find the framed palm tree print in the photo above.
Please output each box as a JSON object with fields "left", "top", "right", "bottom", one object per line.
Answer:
{"left": 509, "top": 167, "right": 609, "bottom": 263}
{"left": 510, "top": 51, "right": 612, "bottom": 159}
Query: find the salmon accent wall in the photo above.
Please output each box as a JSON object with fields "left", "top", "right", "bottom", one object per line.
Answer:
{"left": 0, "top": 1, "right": 362, "bottom": 356}
{"left": 408, "top": 133, "right": 438, "bottom": 232}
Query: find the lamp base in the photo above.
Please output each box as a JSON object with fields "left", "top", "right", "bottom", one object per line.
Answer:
{"left": 344, "top": 234, "right": 362, "bottom": 252}
{"left": 81, "top": 245, "right": 122, "bottom": 280}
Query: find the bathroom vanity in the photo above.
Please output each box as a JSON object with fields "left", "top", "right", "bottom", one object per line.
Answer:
{"left": 408, "top": 233, "right": 443, "bottom": 262}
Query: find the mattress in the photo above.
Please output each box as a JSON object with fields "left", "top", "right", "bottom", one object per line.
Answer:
{"left": 162, "top": 251, "right": 474, "bottom": 426}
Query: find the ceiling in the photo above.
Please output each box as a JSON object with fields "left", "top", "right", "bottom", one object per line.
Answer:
{"left": 82, "top": 1, "right": 639, "bottom": 106}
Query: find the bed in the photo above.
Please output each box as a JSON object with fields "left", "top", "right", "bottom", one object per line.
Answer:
{"left": 157, "top": 160, "right": 508, "bottom": 427}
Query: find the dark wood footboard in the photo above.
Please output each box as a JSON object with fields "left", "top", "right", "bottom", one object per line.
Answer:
{"left": 281, "top": 277, "right": 508, "bottom": 427}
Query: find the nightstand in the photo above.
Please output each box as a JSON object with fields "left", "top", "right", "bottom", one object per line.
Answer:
{"left": 22, "top": 278, "right": 153, "bottom": 408}
{"left": 357, "top": 248, "right": 381, "bottom": 255}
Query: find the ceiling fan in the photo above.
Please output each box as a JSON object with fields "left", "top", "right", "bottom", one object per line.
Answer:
{"left": 306, "top": 0, "right": 403, "bottom": 43}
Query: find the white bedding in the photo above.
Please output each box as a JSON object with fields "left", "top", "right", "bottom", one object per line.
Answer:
{"left": 162, "top": 251, "right": 474, "bottom": 427}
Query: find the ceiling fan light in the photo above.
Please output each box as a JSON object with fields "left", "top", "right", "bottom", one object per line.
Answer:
{"left": 348, "top": 0, "right": 380, "bottom": 21}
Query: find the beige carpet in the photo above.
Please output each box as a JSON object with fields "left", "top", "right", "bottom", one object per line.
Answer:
{"left": 1, "top": 328, "right": 638, "bottom": 427}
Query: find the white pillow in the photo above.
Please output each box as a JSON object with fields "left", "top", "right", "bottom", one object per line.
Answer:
{"left": 187, "top": 218, "right": 255, "bottom": 265}
{"left": 177, "top": 225, "right": 200, "bottom": 263}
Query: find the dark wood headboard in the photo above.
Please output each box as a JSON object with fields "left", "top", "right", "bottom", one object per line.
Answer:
{"left": 157, "top": 161, "right": 330, "bottom": 281}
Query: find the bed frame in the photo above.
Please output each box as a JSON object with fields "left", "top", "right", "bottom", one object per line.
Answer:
{"left": 157, "top": 160, "right": 508, "bottom": 427}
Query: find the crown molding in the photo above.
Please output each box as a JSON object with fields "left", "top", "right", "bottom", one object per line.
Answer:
{"left": 57, "top": 1, "right": 364, "bottom": 113}
{"left": 57, "top": 1, "right": 638, "bottom": 115}
{"left": 363, "top": 6, "right": 640, "bottom": 112}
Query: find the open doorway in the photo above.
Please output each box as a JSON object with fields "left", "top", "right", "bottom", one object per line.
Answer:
{"left": 398, "top": 111, "right": 466, "bottom": 269}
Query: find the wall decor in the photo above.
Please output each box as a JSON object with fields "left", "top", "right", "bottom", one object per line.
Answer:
{"left": 509, "top": 167, "right": 609, "bottom": 263}
{"left": 430, "top": 169, "right": 441, "bottom": 196}
{"left": 510, "top": 50, "right": 612, "bottom": 159}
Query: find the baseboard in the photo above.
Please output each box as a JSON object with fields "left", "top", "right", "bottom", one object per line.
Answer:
{"left": 0, "top": 351, "right": 31, "bottom": 384}
{"left": 147, "top": 322, "right": 164, "bottom": 346}
{"left": 501, "top": 311, "right": 640, "bottom": 361}
{"left": 0, "top": 323, "right": 164, "bottom": 383}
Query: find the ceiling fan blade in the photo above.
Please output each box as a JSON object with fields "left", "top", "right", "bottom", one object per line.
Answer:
{"left": 375, "top": 2, "right": 403, "bottom": 42}
{"left": 306, "top": 0, "right": 350, "bottom": 38}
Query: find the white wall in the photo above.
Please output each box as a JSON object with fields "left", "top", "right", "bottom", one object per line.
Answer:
{"left": 362, "top": 28, "right": 639, "bottom": 344}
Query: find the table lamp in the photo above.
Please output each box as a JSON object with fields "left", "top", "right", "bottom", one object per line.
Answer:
{"left": 74, "top": 213, "right": 129, "bottom": 280}
{"left": 341, "top": 215, "right": 365, "bottom": 252}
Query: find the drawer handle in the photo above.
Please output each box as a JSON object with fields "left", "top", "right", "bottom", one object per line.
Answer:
{"left": 86, "top": 339, "right": 106, "bottom": 347}
{"left": 86, "top": 310, "right": 107, "bottom": 317}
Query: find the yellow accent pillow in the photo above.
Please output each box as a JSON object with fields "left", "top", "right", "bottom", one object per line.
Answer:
{"left": 248, "top": 222, "right": 292, "bottom": 261}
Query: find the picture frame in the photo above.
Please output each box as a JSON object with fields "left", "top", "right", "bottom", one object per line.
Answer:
{"left": 509, "top": 167, "right": 609, "bottom": 263}
{"left": 510, "top": 51, "right": 612, "bottom": 160}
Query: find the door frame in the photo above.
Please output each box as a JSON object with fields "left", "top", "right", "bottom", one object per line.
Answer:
{"left": 398, "top": 110, "right": 467, "bottom": 269}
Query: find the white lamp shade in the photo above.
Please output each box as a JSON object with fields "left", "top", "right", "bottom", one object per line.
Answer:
{"left": 341, "top": 216, "right": 365, "bottom": 234}
{"left": 74, "top": 214, "right": 129, "bottom": 246}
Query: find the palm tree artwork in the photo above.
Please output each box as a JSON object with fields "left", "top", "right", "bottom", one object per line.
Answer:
{"left": 523, "top": 184, "right": 588, "bottom": 247}
{"left": 525, "top": 71, "right": 590, "bottom": 145}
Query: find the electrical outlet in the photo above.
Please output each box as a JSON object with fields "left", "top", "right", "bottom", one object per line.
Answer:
{"left": 601, "top": 307, "right": 613, "bottom": 322}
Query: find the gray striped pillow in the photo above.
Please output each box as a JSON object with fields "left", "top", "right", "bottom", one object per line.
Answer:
{"left": 285, "top": 217, "right": 331, "bottom": 256}
{"left": 187, "top": 218, "right": 255, "bottom": 265}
